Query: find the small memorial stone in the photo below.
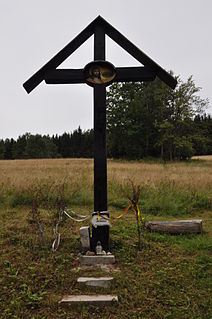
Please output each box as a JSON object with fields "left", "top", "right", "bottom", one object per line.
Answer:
{"left": 79, "top": 226, "right": 90, "bottom": 252}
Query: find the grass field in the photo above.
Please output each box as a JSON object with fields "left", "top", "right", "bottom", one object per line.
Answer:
{"left": 0, "top": 158, "right": 212, "bottom": 318}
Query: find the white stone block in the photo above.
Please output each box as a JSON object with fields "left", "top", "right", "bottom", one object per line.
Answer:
{"left": 59, "top": 294, "right": 118, "bottom": 306}
{"left": 77, "top": 277, "right": 113, "bottom": 288}
{"left": 79, "top": 255, "right": 115, "bottom": 266}
{"left": 79, "top": 226, "right": 90, "bottom": 252}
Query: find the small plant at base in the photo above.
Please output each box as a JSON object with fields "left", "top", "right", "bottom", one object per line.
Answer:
{"left": 127, "top": 180, "right": 145, "bottom": 250}
{"left": 28, "top": 191, "right": 44, "bottom": 240}
{"left": 51, "top": 180, "right": 68, "bottom": 252}
{"left": 54, "top": 181, "right": 67, "bottom": 222}
{"left": 29, "top": 197, "right": 40, "bottom": 223}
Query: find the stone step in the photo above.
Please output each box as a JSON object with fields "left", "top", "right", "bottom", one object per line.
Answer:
{"left": 79, "top": 255, "right": 115, "bottom": 266}
{"left": 77, "top": 277, "right": 113, "bottom": 288}
{"left": 59, "top": 294, "right": 118, "bottom": 306}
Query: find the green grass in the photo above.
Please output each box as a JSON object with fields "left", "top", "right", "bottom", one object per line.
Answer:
{"left": 0, "top": 158, "right": 212, "bottom": 318}
{"left": 0, "top": 205, "right": 211, "bottom": 319}
{"left": 1, "top": 179, "right": 211, "bottom": 218}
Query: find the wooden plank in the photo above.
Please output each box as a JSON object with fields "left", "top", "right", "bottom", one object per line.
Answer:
{"left": 100, "top": 16, "right": 177, "bottom": 89}
{"left": 94, "top": 24, "right": 105, "bottom": 61}
{"left": 93, "top": 25, "right": 107, "bottom": 212}
{"left": 23, "top": 18, "right": 98, "bottom": 93}
{"left": 146, "top": 220, "right": 203, "bottom": 234}
{"left": 93, "top": 81, "right": 107, "bottom": 213}
{"left": 115, "top": 67, "right": 156, "bottom": 82}
{"left": 44, "top": 69, "right": 84, "bottom": 84}
{"left": 44, "top": 66, "right": 156, "bottom": 84}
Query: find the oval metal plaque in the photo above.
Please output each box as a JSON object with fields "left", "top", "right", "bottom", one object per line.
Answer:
{"left": 84, "top": 61, "right": 116, "bottom": 87}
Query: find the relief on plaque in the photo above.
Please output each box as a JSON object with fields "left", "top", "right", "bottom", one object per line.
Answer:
{"left": 84, "top": 61, "right": 116, "bottom": 86}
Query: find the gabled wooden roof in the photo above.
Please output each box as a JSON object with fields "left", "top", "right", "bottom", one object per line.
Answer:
{"left": 23, "top": 15, "right": 177, "bottom": 93}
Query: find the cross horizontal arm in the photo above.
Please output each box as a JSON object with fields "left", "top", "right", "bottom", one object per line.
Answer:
{"left": 45, "top": 69, "right": 84, "bottom": 84}
{"left": 114, "top": 67, "right": 156, "bottom": 82}
{"left": 44, "top": 67, "right": 156, "bottom": 84}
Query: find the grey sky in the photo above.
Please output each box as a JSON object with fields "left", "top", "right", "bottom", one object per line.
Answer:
{"left": 0, "top": 0, "right": 211, "bottom": 139}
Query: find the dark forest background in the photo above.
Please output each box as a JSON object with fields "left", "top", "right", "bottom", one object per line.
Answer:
{"left": 0, "top": 74, "right": 211, "bottom": 161}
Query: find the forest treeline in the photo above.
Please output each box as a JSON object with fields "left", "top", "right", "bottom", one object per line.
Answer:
{"left": 0, "top": 128, "right": 94, "bottom": 160}
{"left": 0, "top": 114, "right": 211, "bottom": 160}
{"left": 0, "top": 74, "right": 211, "bottom": 160}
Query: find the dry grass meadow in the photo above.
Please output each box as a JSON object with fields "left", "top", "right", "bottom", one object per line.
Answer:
{"left": 0, "top": 157, "right": 212, "bottom": 218}
{"left": 1, "top": 156, "right": 212, "bottom": 201}
{"left": 0, "top": 157, "right": 211, "bottom": 318}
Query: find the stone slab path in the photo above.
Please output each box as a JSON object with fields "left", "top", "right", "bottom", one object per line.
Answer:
{"left": 60, "top": 255, "right": 118, "bottom": 306}
{"left": 60, "top": 294, "right": 118, "bottom": 306}
{"left": 77, "top": 276, "right": 113, "bottom": 288}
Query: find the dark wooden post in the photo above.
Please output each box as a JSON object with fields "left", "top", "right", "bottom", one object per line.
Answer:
{"left": 93, "top": 25, "right": 107, "bottom": 212}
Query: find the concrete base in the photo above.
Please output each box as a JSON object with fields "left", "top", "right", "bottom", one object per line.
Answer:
{"left": 79, "top": 255, "right": 115, "bottom": 266}
{"left": 77, "top": 277, "right": 113, "bottom": 288}
{"left": 60, "top": 294, "right": 118, "bottom": 306}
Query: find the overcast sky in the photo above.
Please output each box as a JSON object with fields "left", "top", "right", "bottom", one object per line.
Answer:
{"left": 0, "top": 0, "right": 211, "bottom": 139}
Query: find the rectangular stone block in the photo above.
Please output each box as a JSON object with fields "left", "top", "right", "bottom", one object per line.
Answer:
{"left": 77, "top": 277, "right": 113, "bottom": 288}
{"left": 59, "top": 294, "right": 118, "bottom": 306}
{"left": 79, "top": 255, "right": 115, "bottom": 266}
{"left": 79, "top": 226, "right": 90, "bottom": 252}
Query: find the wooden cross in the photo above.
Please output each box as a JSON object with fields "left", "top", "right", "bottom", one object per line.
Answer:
{"left": 23, "top": 16, "right": 177, "bottom": 214}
